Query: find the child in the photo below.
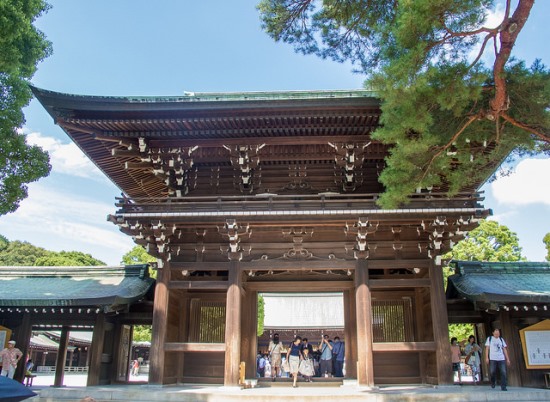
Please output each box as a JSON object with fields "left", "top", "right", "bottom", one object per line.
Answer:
{"left": 450, "top": 337, "right": 462, "bottom": 384}
{"left": 299, "top": 348, "right": 315, "bottom": 382}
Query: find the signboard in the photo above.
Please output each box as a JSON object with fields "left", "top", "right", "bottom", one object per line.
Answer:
{"left": 0, "top": 325, "right": 12, "bottom": 348}
{"left": 519, "top": 319, "right": 550, "bottom": 369}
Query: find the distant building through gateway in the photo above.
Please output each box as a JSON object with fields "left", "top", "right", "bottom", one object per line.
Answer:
{"left": 259, "top": 293, "right": 345, "bottom": 351}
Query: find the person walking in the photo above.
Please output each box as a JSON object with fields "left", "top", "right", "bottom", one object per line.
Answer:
{"left": 268, "top": 333, "right": 283, "bottom": 381}
{"left": 450, "top": 337, "right": 462, "bottom": 385}
{"left": 464, "top": 335, "right": 482, "bottom": 384}
{"left": 0, "top": 341, "right": 23, "bottom": 379}
{"left": 485, "top": 328, "right": 511, "bottom": 391}
{"left": 299, "top": 347, "right": 315, "bottom": 382}
{"left": 286, "top": 336, "right": 303, "bottom": 388}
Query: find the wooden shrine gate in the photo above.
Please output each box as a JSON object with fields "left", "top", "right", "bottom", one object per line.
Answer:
{"left": 111, "top": 194, "right": 487, "bottom": 387}
{"left": 32, "top": 87, "right": 491, "bottom": 386}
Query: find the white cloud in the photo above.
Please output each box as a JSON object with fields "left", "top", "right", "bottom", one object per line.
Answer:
{"left": 467, "top": 4, "right": 505, "bottom": 64}
{"left": 491, "top": 158, "right": 550, "bottom": 206}
{"left": 0, "top": 181, "right": 134, "bottom": 265}
{"left": 25, "top": 131, "right": 105, "bottom": 180}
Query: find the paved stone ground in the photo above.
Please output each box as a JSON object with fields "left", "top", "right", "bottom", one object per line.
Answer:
{"left": 24, "top": 374, "right": 550, "bottom": 402}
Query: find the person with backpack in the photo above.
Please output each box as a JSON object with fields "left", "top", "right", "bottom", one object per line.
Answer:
{"left": 484, "top": 328, "right": 511, "bottom": 391}
{"left": 268, "top": 333, "right": 283, "bottom": 381}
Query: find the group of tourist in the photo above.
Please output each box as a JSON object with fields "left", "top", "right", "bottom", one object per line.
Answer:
{"left": 257, "top": 333, "right": 345, "bottom": 388}
{"left": 450, "top": 328, "right": 511, "bottom": 391}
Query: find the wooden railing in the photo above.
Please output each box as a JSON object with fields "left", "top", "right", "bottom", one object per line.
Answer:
{"left": 113, "top": 192, "right": 486, "bottom": 215}
{"left": 36, "top": 366, "right": 89, "bottom": 373}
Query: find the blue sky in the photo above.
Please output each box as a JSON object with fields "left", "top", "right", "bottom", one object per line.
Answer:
{"left": 0, "top": 0, "right": 548, "bottom": 265}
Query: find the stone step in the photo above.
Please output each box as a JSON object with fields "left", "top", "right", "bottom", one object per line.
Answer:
{"left": 257, "top": 377, "right": 344, "bottom": 387}
{"left": 35, "top": 384, "right": 550, "bottom": 402}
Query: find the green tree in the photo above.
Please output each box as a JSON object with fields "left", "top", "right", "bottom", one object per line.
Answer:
{"left": 121, "top": 245, "right": 157, "bottom": 265}
{"left": 257, "top": 294, "right": 265, "bottom": 336}
{"left": 544, "top": 232, "right": 550, "bottom": 261}
{"left": 121, "top": 245, "right": 157, "bottom": 278}
{"left": 0, "top": 0, "right": 52, "bottom": 215}
{"left": 444, "top": 219, "right": 523, "bottom": 263}
{"left": 449, "top": 323, "right": 475, "bottom": 345}
{"left": 443, "top": 219, "right": 523, "bottom": 287}
{"left": 133, "top": 325, "right": 152, "bottom": 343}
{"left": 259, "top": 0, "right": 550, "bottom": 208}
{"left": 121, "top": 247, "right": 157, "bottom": 342}
{"left": 0, "top": 235, "right": 105, "bottom": 266}
{"left": 34, "top": 251, "right": 105, "bottom": 266}
{"left": 0, "top": 238, "right": 49, "bottom": 265}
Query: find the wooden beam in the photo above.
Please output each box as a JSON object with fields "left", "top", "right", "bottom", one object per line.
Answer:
{"left": 244, "top": 281, "right": 354, "bottom": 292}
{"left": 148, "top": 135, "right": 374, "bottom": 148}
{"left": 372, "top": 342, "right": 436, "bottom": 352}
{"left": 366, "top": 260, "right": 431, "bottom": 269}
{"left": 171, "top": 260, "right": 357, "bottom": 271}
{"left": 164, "top": 342, "right": 226, "bottom": 352}
{"left": 169, "top": 280, "right": 228, "bottom": 290}
{"left": 370, "top": 278, "right": 431, "bottom": 289}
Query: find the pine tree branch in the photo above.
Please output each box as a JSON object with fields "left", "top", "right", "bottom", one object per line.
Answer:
{"left": 467, "top": 31, "right": 497, "bottom": 70}
{"left": 420, "top": 114, "right": 480, "bottom": 182}
{"left": 490, "top": 0, "right": 534, "bottom": 116}
{"left": 500, "top": 113, "right": 550, "bottom": 143}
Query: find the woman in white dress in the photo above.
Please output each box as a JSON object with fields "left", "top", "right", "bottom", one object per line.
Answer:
{"left": 464, "top": 335, "right": 482, "bottom": 384}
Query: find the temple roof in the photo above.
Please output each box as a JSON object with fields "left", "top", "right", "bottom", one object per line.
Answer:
{"left": 31, "top": 86, "right": 383, "bottom": 199}
{"left": 446, "top": 260, "right": 550, "bottom": 308}
{"left": 0, "top": 265, "right": 154, "bottom": 311}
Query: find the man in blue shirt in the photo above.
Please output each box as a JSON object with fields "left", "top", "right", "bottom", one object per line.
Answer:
{"left": 332, "top": 336, "right": 345, "bottom": 377}
{"left": 318, "top": 335, "right": 333, "bottom": 377}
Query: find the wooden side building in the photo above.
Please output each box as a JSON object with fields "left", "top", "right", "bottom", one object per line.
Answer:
{"left": 33, "top": 87, "right": 493, "bottom": 387}
{"left": 0, "top": 265, "right": 154, "bottom": 385}
{"left": 447, "top": 260, "right": 550, "bottom": 389}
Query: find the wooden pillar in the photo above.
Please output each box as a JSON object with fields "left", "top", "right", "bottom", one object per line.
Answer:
{"left": 68, "top": 350, "right": 74, "bottom": 367}
{"left": 241, "top": 289, "right": 258, "bottom": 379}
{"left": 415, "top": 288, "right": 427, "bottom": 383}
{"left": 13, "top": 312, "right": 32, "bottom": 383}
{"left": 53, "top": 326, "right": 70, "bottom": 387}
{"left": 476, "top": 323, "right": 489, "bottom": 381}
{"left": 344, "top": 289, "right": 357, "bottom": 379}
{"left": 224, "top": 260, "right": 242, "bottom": 387}
{"left": 177, "top": 292, "right": 190, "bottom": 383}
{"left": 87, "top": 313, "right": 106, "bottom": 386}
{"left": 499, "top": 311, "right": 521, "bottom": 387}
{"left": 429, "top": 258, "right": 453, "bottom": 384}
{"left": 355, "top": 259, "right": 374, "bottom": 387}
{"left": 149, "top": 259, "right": 171, "bottom": 385}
